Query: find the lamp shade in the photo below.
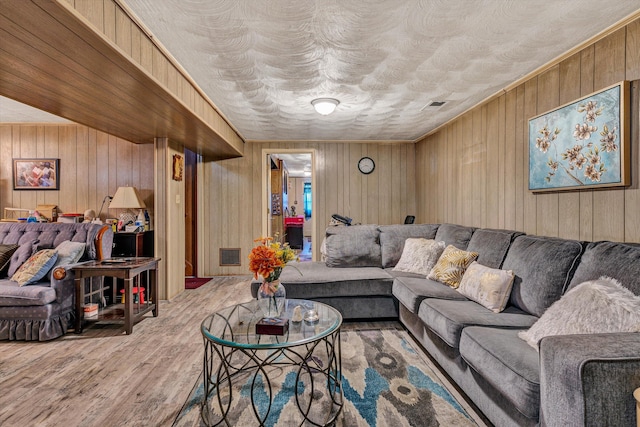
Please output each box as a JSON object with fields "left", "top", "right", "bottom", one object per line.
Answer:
{"left": 109, "top": 187, "right": 146, "bottom": 209}
{"left": 311, "top": 98, "right": 339, "bottom": 115}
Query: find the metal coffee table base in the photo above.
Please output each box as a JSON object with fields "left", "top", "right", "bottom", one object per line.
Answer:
{"left": 201, "top": 329, "right": 343, "bottom": 426}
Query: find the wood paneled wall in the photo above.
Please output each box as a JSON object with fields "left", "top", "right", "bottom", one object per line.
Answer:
{"left": 416, "top": 18, "right": 640, "bottom": 243}
{"left": 154, "top": 137, "right": 185, "bottom": 300}
{"left": 0, "top": 124, "right": 154, "bottom": 221}
{"left": 202, "top": 141, "right": 416, "bottom": 275}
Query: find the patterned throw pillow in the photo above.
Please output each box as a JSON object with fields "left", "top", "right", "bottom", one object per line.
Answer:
{"left": 393, "top": 238, "right": 446, "bottom": 276}
{"left": 428, "top": 245, "right": 479, "bottom": 288}
{"left": 457, "top": 261, "right": 515, "bottom": 313}
{"left": 7, "top": 241, "right": 37, "bottom": 278}
{"left": 11, "top": 249, "right": 59, "bottom": 286}
{"left": 0, "top": 244, "right": 20, "bottom": 277}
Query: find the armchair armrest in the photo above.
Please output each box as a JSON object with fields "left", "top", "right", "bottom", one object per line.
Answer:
{"left": 539, "top": 332, "right": 640, "bottom": 427}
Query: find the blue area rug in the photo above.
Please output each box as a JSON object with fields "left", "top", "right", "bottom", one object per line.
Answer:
{"left": 173, "top": 328, "right": 476, "bottom": 426}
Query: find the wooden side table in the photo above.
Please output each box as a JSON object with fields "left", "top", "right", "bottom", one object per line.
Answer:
{"left": 74, "top": 257, "right": 160, "bottom": 334}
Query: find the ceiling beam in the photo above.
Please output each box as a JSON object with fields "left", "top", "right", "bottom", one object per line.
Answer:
{"left": 0, "top": 0, "right": 243, "bottom": 160}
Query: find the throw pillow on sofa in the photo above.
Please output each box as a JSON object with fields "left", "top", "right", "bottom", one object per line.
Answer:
{"left": 11, "top": 249, "right": 59, "bottom": 286}
{"left": 7, "top": 240, "right": 38, "bottom": 277}
{"left": 393, "top": 238, "right": 445, "bottom": 276}
{"left": 53, "top": 240, "right": 86, "bottom": 267}
{"left": 518, "top": 276, "right": 640, "bottom": 350}
{"left": 428, "top": 245, "right": 478, "bottom": 289}
{"left": 457, "top": 261, "right": 515, "bottom": 313}
{"left": 0, "top": 244, "right": 19, "bottom": 277}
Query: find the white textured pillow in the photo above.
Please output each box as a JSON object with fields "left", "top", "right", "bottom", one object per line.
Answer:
{"left": 53, "top": 240, "right": 86, "bottom": 267}
{"left": 457, "top": 261, "right": 515, "bottom": 313}
{"left": 393, "top": 238, "right": 446, "bottom": 276}
{"left": 518, "top": 277, "right": 640, "bottom": 350}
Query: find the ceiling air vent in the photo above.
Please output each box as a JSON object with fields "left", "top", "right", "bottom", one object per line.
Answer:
{"left": 420, "top": 100, "right": 447, "bottom": 111}
{"left": 219, "top": 248, "right": 241, "bottom": 266}
{"left": 429, "top": 101, "right": 446, "bottom": 107}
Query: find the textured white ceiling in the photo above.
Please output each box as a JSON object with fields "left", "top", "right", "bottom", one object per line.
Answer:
{"left": 120, "top": 0, "right": 639, "bottom": 142}
{"left": 2, "top": 2, "right": 638, "bottom": 143}
{"left": 0, "top": 96, "right": 72, "bottom": 123}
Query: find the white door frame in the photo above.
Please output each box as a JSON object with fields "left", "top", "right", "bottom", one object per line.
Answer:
{"left": 261, "top": 148, "right": 317, "bottom": 261}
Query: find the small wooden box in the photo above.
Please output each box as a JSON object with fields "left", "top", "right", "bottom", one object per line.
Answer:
{"left": 36, "top": 204, "right": 58, "bottom": 222}
{"left": 256, "top": 318, "right": 289, "bottom": 335}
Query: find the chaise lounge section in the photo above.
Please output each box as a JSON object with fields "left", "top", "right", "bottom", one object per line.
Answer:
{"left": 252, "top": 223, "right": 640, "bottom": 426}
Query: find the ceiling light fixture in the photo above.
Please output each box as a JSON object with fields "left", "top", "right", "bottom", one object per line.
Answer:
{"left": 311, "top": 98, "right": 339, "bottom": 115}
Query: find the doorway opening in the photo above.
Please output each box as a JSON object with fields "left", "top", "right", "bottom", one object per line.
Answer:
{"left": 184, "top": 148, "right": 199, "bottom": 278}
{"left": 262, "top": 149, "right": 316, "bottom": 262}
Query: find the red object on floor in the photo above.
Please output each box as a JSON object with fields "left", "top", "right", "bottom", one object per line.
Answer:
{"left": 185, "top": 277, "right": 210, "bottom": 289}
{"left": 120, "top": 287, "right": 145, "bottom": 303}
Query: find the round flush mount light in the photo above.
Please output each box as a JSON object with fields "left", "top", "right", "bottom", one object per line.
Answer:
{"left": 311, "top": 98, "right": 339, "bottom": 115}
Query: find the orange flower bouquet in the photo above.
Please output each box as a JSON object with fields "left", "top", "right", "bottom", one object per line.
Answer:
{"left": 249, "top": 235, "right": 298, "bottom": 318}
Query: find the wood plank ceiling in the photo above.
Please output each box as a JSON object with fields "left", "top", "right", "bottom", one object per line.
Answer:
{"left": 0, "top": 0, "right": 243, "bottom": 160}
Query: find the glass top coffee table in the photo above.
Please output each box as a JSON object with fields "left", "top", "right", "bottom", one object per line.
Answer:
{"left": 200, "top": 299, "right": 343, "bottom": 426}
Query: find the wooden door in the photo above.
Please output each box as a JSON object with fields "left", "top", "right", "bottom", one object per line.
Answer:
{"left": 185, "top": 149, "right": 197, "bottom": 277}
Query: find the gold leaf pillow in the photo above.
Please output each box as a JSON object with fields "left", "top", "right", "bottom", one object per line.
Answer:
{"left": 457, "top": 261, "right": 515, "bottom": 313}
{"left": 428, "top": 245, "right": 479, "bottom": 288}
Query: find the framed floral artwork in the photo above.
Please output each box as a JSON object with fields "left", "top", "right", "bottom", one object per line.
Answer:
{"left": 528, "top": 81, "right": 630, "bottom": 192}
{"left": 13, "top": 158, "right": 60, "bottom": 190}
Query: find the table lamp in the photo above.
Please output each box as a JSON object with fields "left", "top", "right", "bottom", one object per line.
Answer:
{"left": 109, "top": 186, "right": 146, "bottom": 227}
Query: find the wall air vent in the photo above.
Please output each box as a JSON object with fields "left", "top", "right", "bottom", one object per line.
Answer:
{"left": 219, "top": 248, "right": 241, "bottom": 266}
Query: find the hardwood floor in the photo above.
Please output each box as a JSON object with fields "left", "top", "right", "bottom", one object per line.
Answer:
{"left": 0, "top": 276, "right": 255, "bottom": 427}
{"left": 0, "top": 276, "right": 488, "bottom": 427}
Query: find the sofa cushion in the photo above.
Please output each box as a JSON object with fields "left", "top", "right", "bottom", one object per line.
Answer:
{"left": 0, "top": 244, "right": 19, "bottom": 277}
{"left": 0, "top": 222, "right": 105, "bottom": 263}
{"left": 324, "top": 225, "right": 382, "bottom": 267}
{"left": 465, "top": 228, "right": 524, "bottom": 269}
{"left": 457, "top": 261, "right": 515, "bottom": 313}
{"left": 518, "top": 277, "right": 640, "bottom": 350}
{"left": 502, "top": 235, "right": 583, "bottom": 317}
{"left": 418, "top": 299, "right": 538, "bottom": 348}
{"left": 427, "top": 245, "right": 478, "bottom": 289}
{"left": 378, "top": 224, "right": 440, "bottom": 268}
{"left": 0, "top": 280, "right": 57, "bottom": 306}
{"left": 460, "top": 326, "right": 541, "bottom": 419}
{"left": 251, "top": 261, "right": 394, "bottom": 299}
{"left": 53, "top": 240, "right": 86, "bottom": 267}
{"left": 393, "top": 238, "right": 445, "bottom": 276}
{"left": 7, "top": 241, "right": 37, "bottom": 278}
{"left": 393, "top": 276, "right": 467, "bottom": 314}
{"left": 566, "top": 241, "right": 640, "bottom": 295}
{"left": 11, "top": 249, "right": 59, "bottom": 286}
{"left": 433, "top": 223, "right": 476, "bottom": 249}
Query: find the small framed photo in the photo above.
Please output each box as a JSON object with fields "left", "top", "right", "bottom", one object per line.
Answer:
{"left": 172, "top": 154, "right": 184, "bottom": 181}
{"left": 13, "top": 158, "right": 60, "bottom": 190}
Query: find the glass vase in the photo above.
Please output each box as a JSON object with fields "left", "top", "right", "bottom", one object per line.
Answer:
{"left": 257, "top": 281, "right": 286, "bottom": 319}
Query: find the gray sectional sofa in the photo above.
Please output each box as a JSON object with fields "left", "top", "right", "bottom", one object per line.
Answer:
{"left": 251, "top": 223, "right": 640, "bottom": 427}
{"left": 0, "top": 222, "right": 113, "bottom": 341}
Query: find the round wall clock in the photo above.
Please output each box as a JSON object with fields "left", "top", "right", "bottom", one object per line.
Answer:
{"left": 357, "top": 157, "right": 375, "bottom": 174}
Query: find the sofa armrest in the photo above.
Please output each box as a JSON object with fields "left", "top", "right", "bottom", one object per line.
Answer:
{"left": 95, "top": 225, "right": 113, "bottom": 260}
{"left": 50, "top": 264, "right": 80, "bottom": 306}
{"left": 539, "top": 332, "right": 640, "bottom": 427}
